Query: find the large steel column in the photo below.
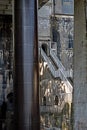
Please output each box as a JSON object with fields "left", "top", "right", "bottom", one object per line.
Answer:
{"left": 14, "top": 0, "right": 40, "bottom": 130}
{"left": 74, "top": 0, "right": 87, "bottom": 129}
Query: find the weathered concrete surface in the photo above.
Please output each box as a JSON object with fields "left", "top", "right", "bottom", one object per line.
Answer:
{"left": 74, "top": 0, "right": 87, "bottom": 129}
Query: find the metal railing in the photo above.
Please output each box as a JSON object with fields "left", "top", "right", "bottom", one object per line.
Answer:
{"left": 50, "top": 49, "right": 73, "bottom": 92}
{"left": 50, "top": 50, "right": 66, "bottom": 76}
{"left": 41, "top": 48, "right": 59, "bottom": 77}
{"left": 41, "top": 48, "right": 73, "bottom": 93}
{"left": 50, "top": 49, "right": 73, "bottom": 78}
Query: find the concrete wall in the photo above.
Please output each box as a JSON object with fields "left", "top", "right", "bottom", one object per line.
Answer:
{"left": 74, "top": 0, "right": 87, "bottom": 129}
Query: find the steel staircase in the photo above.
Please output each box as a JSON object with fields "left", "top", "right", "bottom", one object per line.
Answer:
{"left": 41, "top": 48, "right": 73, "bottom": 93}
{"left": 41, "top": 48, "right": 60, "bottom": 77}
{"left": 50, "top": 49, "right": 73, "bottom": 78}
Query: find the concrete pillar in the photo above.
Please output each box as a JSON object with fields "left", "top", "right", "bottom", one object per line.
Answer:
{"left": 14, "top": 0, "right": 40, "bottom": 130}
{"left": 74, "top": 0, "right": 87, "bottom": 129}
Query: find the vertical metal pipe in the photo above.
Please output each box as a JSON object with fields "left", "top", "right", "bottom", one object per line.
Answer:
{"left": 14, "top": 0, "right": 40, "bottom": 130}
